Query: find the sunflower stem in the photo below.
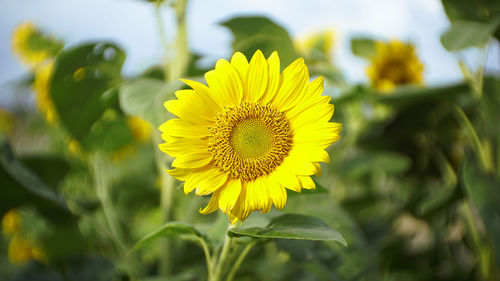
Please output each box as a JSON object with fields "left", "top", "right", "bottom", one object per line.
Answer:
{"left": 212, "top": 225, "right": 235, "bottom": 281}
{"left": 92, "top": 153, "right": 139, "bottom": 280}
{"left": 225, "top": 240, "right": 257, "bottom": 281}
{"left": 154, "top": 3, "right": 169, "bottom": 81}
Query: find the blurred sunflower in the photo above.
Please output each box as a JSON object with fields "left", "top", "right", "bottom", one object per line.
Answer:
{"left": 8, "top": 235, "right": 45, "bottom": 265}
{"left": 127, "top": 116, "right": 152, "bottom": 143}
{"left": 160, "top": 50, "right": 341, "bottom": 222}
{"left": 366, "top": 40, "right": 424, "bottom": 92}
{"left": 2, "top": 209, "right": 21, "bottom": 235}
{"left": 295, "top": 29, "right": 335, "bottom": 63}
{"left": 33, "top": 62, "right": 58, "bottom": 124}
{"left": 11, "top": 22, "right": 62, "bottom": 69}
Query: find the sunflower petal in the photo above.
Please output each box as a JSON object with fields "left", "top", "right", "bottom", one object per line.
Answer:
{"left": 245, "top": 50, "right": 268, "bottom": 102}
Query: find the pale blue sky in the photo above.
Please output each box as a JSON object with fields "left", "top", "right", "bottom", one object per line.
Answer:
{"left": 0, "top": 0, "right": 497, "bottom": 89}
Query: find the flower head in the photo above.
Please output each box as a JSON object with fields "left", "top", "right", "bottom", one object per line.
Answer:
{"left": 2, "top": 209, "right": 21, "bottom": 235}
{"left": 11, "top": 22, "right": 62, "bottom": 69}
{"left": 366, "top": 40, "right": 424, "bottom": 92}
{"left": 127, "top": 116, "right": 152, "bottom": 143}
{"left": 159, "top": 50, "right": 341, "bottom": 222}
{"left": 8, "top": 235, "right": 45, "bottom": 265}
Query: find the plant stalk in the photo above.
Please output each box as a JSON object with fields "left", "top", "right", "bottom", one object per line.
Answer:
{"left": 226, "top": 241, "right": 257, "bottom": 281}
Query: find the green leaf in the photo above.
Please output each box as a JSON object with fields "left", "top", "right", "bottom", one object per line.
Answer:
{"left": 132, "top": 221, "right": 203, "bottom": 251}
{"left": 228, "top": 213, "right": 346, "bottom": 245}
{"left": 440, "top": 17, "right": 500, "bottom": 51}
{"left": 80, "top": 115, "right": 133, "bottom": 152}
{"left": 462, "top": 156, "right": 500, "bottom": 269}
{"left": 119, "top": 78, "right": 182, "bottom": 127}
{"left": 220, "top": 16, "right": 298, "bottom": 66}
{"left": 442, "top": 0, "right": 500, "bottom": 23}
{"left": 351, "top": 38, "right": 376, "bottom": 59}
{"left": 51, "top": 42, "right": 125, "bottom": 141}
{"left": 0, "top": 140, "right": 67, "bottom": 214}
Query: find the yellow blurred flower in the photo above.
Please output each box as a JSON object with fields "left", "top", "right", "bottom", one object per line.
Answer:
{"left": 11, "top": 22, "right": 62, "bottom": 69}
{"left": 0, "top": 108, "right": 15, "bottom": 136}
{"left": 295, "top": 29, "right": 335, "bottom": 63}
{"left": 366, "top": 40, "right": 424, "bottom": 93}
{"left": 127, "top": 116, "right": 152, "bottom": 143}
{"left": 2, "top": 209, "right": 21, "bottom": 235}
{"left": 33, "top": 61, "right": 58, "bottom": 124}
{"left": 8, "top": 235, "right": 46, "bottom": 265}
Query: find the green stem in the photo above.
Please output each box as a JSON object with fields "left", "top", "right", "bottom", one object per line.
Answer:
{"left": 92, "top": 154, "right": 126, "bottom": 253}
{"left": 154, "top": 4, "right": 169, "bottom": 81}
{"left": 454, "top": 105, "right": 493, "bottom": 172}
{"left": 462, "top": 201, "right": 491, "bottom": 280}
{"left": 212, "top": 228, "right": 234, "bottom": 281}
{"left": 198, "top": 237, "right": 215, "bottom": 280}
{"left": 92, "top": 154, "right": 139, "bottom": 280}
{"left": 226, "top": 241, "right": 256, "bottom": 281}
{"left": 153, "top": 130, "right": 176, "bottom": 277}
{"left": 168, "top": 0, "right": 190, "bottom": 82}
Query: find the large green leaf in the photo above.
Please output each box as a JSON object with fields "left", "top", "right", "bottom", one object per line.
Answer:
{"left": 132, "top": 221, "right": 204, "bottom": 251}
{"left": 462, "top": 156, "right": 500, "bottom": 269}
{"left": 441, "top": 17, "right": 500, "bottom": 51}
{"left": 442, "top": 0, "right": 500, "bottom": 41}
{"left": 51, "top": 42, "right": 125, "bottom": 141}
{"left": 80, "top": 115, "right": 133, "bottom": 152}
{"left": 350, "top": 38, "right": 376, "bottom": 59}
{"left": 119, "top": 78, "right": 182, "bottom": 127}
{"left": 228, "top": 213, "right": 346, "bottom": 245}
{"left": 220, "top": 16, "right": 298, "bottom": 66}
{"left": 442, "top": 0, "right": 500, "bottom": 23}
{"left": 0, "top": 140, "right": 67, "bottom": 214}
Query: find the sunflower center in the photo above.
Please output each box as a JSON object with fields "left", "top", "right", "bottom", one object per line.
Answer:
{"left": 208, "top": 101, "right": 293, "bottom": 181}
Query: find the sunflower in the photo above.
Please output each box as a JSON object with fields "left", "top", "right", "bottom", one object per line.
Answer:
{"left": 2, "top": 209, "right": 21, "bottom": 236}
{"left": 159, "top": 50, "right": 341, "bottom": 222}
{"left": 366, "top": 40, "right": 424, "bottom": 92}
{"left": 8, "top": 235, "right": 45, "bottom": 265}
{"left": 11, "top": 22, "right": 62, "bottom": 69}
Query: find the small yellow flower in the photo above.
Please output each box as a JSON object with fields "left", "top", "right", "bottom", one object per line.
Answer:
{"left": 33, "top": 61, "right": 58, "bottom": 124}
{"left": 11, "top": 22, "right": 61, "bottom": 69}
{"left": 159, "top": 50, "right": 342, "bottom": 222}
{"left": 366, "top": 40, "right": 424, "bottom": 92}
{"left": 2, "top": 209, "right": 21, "bottom": 235}
{"left": 8, "top": 235, "right": 45, "bottom": 265}
{"left": 295, "top": 29, "right": 335, "bottom": 63}
{"left": 127, "top": 116, "right": 152, "bottom": 143}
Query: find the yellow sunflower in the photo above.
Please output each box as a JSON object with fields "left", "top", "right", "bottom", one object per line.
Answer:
{"left": 8, "top": 235, "right": 45, "bottom": 265}
{"left": 366, "top": 40, "right": 424, "bottom": 92}
{"left": 11, "top": 22, "right": 63, "bottom": 69}
{"left": 2, "top": 209, "right": 21, "bottom": 236}
{"left": 159, "top": 50, "right": 342, "bottom": 222}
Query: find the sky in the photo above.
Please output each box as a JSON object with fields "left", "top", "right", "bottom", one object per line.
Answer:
{"left": 0, "top": 0, "right": 497, "bottom": 93}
